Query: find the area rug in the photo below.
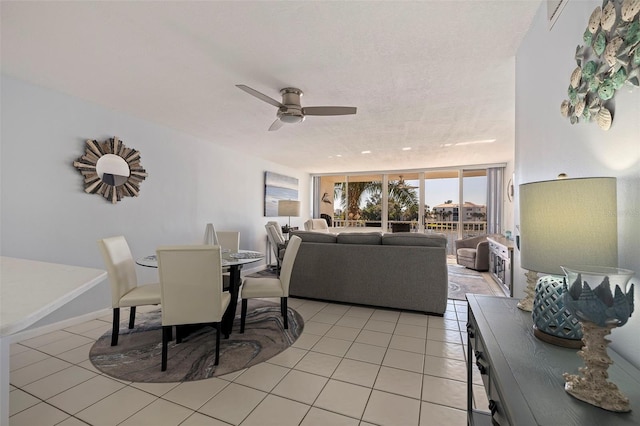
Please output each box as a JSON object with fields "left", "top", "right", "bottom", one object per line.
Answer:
{"left": 89, "top": 300, "right": 303, "bottom": 383}
{"left": 447, "top": 263, "right": 494, "bottom": 301}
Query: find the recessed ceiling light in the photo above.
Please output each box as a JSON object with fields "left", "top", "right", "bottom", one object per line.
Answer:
{"left": 402, "top": 147, "right": 412, "bottom": 151}
{"left": 361, "top": 150, "right": 371, "bottom": 154}
{"left": 440, "top": 143, "right": 453, "bottom": 147}
{"left": 455, "top": 139, "right": 496, "bottom": 146}
{"left": 336, "top": 154, "right": 342, "bottom": 157}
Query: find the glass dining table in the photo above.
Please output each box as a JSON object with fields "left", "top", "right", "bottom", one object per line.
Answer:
{"left": 136, "top": 250, "right": 264, "bottom": 338}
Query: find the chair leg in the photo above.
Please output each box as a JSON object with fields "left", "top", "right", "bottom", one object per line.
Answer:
{"left": 111, "top": 308, "right": 120, "bottom": 346}
{"left": 240, "top": 299, "right": 248, "bottom": 333}
{"left": 176, "top": 325, "right": 183, "bottom": 344}
{"left": 215, "top": 323, "right": 221, "bottom": 366}
{"left": 281, "top": 297, "right": 288, "bottom": 329}
{"left": 128, "top": 306, "right": 136, "bottom": 329}
{"left": 161, "top": 325, "right": 171, "bottom": 371}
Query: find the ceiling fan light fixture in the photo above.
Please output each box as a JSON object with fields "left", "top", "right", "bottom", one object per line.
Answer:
{"left": 279, "top": 114, "right": 304, "bottom": 124}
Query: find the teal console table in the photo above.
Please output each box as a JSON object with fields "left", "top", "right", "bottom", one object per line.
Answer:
{"left": 466, "top": 294, "right": 640, "bottom": 425}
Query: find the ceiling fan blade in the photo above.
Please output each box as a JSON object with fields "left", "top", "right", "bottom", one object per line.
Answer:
{"left": 236, "top": 85, "right": 283, "bottom": 108}
{"left": 268, "top": 119, "right": 284, "bottom": 131}
{"left": 302, "top": 106, "right": 357, "bottom": 116}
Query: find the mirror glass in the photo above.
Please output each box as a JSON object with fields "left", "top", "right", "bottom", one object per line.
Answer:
{"left": 96, "top": 153, "right": 130, "bottom": 186}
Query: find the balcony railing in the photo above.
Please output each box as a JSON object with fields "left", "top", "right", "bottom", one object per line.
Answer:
{"left": 329, "top": 219, "right": 487, "bottom": 254}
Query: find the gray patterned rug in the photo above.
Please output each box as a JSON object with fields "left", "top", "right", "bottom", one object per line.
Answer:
{"left": 447, "top": 263, "right": 494, "bottom": 301}
{"left": 89, "top": 300, "right": 303, "bottom": 383}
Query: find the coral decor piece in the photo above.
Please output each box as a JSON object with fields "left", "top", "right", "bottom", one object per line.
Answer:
{"left": 517, "top": 270, "right": 538, "bottom": 311}
{"left": 561, "top": 0, "right": 640, "bottom": 130}
{"left": 563, "top": 321, "right": 630, "bottom": 412}
{"left": 561, "top": 266, "right": 635, "bottom": 412}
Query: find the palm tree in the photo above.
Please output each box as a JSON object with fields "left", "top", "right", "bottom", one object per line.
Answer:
{"left": 334, "top": 179, "right": 419, "bottom": 222}
{"left": 334, "top": 181, "right": 378, "bottom": 220}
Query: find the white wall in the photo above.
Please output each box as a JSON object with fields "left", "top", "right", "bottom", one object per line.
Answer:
{"left": 1, "top": 75, "right": 310, "bottom": 329}
{"left": 515, "top": 1, "right": 640, "bottom": 367}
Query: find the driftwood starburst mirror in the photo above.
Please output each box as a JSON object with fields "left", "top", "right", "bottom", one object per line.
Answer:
{"left": 73, "top": 136, "right": 148, "bottom": 204}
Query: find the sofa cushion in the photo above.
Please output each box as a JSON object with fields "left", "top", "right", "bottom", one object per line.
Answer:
{"left": 337, "top": 232, "right": 382, "bottom": 245}
{"left": 291, "top": 230, "right": 337, "bottom": 243}
{"left": 382, "top": 233, "right": 447, "bottom": 248}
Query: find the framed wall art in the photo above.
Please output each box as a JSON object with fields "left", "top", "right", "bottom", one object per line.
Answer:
{"left": 264, "top": 171, "right": 299, "bottom": 216}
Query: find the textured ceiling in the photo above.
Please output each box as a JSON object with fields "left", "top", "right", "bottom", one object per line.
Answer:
{"left": 1, "top": 1, "right": 541, "bottom": 173}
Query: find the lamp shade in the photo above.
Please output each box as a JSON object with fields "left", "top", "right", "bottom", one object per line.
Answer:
{"left": 278, "top": 200, "right": 300, "bottom": 217}
{"left": 519, "top": 177, "right": 617, "bottom": 275}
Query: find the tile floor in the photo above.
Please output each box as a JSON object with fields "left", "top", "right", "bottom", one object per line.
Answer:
{"left": 10, "top": 273, "right": 503, "bottom": 426}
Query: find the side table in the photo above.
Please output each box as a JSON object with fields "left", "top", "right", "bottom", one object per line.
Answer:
{"left": 466, "top": 294, "right": 640, "bottom": 425}
{"left": 486, "top": 235, "right": 514, "bottom": 296}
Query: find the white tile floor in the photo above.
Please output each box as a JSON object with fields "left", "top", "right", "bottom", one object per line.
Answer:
{"left": 10, "top": 272, "right": 503, "bottom": 426}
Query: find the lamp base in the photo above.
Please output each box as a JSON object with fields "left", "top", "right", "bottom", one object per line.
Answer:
{"left": 532, "top": 326, "right": 582, "bottom": 349}
{"left": 532, "top": 275, "right": 583, "bottom": 346}
{"left": 563, "top": 321, "right": 630, "bottom": 413}
{"left": 517, "top": 270, "right": 538, "bottom": 311}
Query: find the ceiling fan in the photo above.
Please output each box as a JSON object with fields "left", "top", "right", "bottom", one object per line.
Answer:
{"left": 236, "top": 85, "right": 357, "bottom": 131}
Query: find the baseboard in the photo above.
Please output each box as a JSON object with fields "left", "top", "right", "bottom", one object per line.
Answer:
{"left": 12, "top": 265, "right": 267, "bottom": 344}
{"left": 10, "top": 308, "right": 111, "bottom": 344}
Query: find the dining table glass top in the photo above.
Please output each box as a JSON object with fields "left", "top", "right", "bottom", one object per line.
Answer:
{"left": 136, "top": 249, "right": 264, "bottom": 268}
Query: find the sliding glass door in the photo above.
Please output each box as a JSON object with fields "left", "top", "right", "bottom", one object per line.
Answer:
{"left": 314, "top": 166, "right": 502, "bottom": 252}
{"left": 387, "top": 172, "right": 419, "bottom": 232}
{"left": 461, "top": 169, "right": 488, "bottom": 239}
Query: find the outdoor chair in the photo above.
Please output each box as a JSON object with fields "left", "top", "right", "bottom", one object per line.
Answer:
{"left": 320, "top": 213, "right": 333, "bottom": 227}
{"left": 391, "top": 223, "right": 411, "bottom": 232}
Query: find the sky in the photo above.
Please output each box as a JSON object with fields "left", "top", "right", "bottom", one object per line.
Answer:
{"left": 423, "top": 176, "right": 487, "bottom": 208}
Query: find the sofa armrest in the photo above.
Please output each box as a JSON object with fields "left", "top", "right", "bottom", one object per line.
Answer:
{"left": 455, "top": 235, "right": 487, "bottom": 250}
{"left": 474, "top": 241, "right": 490, "bottom": 270}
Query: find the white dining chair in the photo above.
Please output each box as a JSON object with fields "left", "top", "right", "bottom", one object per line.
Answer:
{"left": 156, "top": 245, "right": 230, "bottom": 371}
{"left": 206, "top": 230, "right": 240, "bottom": 287}
{"left": 217, "top": 231, "right": 240, "bottom": 252}
{"left": 303, "top": 218, "right": 330, "bottom": 232}
{"left": 265, "top": 223, "right": 286, "bottom": 273}
{"left": 240, "top": 235, "right": 302, "bottom": 333}
{"left": 266, "top": 221, "right": 285, "bottom": 241}
{"left": 97, "top": 236, "right": 161, "bottom": 346}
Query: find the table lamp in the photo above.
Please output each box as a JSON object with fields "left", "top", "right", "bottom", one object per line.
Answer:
{"left": 519, "top": 176, "right": 617, "bottom": 347}
{"left": 278, "top": 200, "right": 300, "bottom": 233}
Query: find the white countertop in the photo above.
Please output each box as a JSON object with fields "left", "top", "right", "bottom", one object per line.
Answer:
{"left": 0, "top": 256, "right": 107, "bottom": 336}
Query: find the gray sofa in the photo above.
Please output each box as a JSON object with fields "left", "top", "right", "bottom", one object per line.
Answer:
{"left": 288, "top": 231, "right": 448, "bottom": 315}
